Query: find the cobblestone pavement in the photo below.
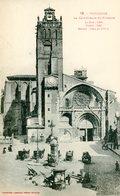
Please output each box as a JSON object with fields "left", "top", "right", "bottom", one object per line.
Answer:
{"left": 108, "top": 146, "right": 120, "bottom": 157}
{"left": 0, "top": 140, "right": 120, "bottom": 196}
{"left": 84, "top": 141, "right": 120, "bottom": 195}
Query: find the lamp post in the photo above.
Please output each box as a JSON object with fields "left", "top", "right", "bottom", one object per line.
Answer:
{"left": 35, "top": 122, "right": 39, "bottom": 163}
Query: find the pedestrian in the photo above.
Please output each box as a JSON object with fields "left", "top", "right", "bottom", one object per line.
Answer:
{"left": 113, "top": 128, "right": 119, "bottom": 150}
{"left": 108, "top": 125, "right": 113, "bottom": 142}
{"left": 8, "top": 145, "right": 12, "bottom": 152}
{"left": 115, "top": 161, "right": 119, "bottom": 171}
{"left": 3, "top": 147, "right": 6, "bottom": 154}
{"left": 66, "top": 174, "right": 71, "bottom": 185}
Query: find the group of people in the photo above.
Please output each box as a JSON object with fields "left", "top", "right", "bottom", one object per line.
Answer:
{"left": 3, "top": 144, "right": 12, "bottom": 154}
{"left": 104, "top": 125, "right": 119, "bottom": 150}
{"left": 115, "top": 161, "right": 119, "bottom": 171}
{"left": 109, "top": 126, "right": 119, "bottom": 149}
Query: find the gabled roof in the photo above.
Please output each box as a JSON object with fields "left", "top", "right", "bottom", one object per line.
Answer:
{"left": 63, "top": 74, "right": 83, "bottom": 82}
{"left": 63, "top": 73, "right": 106, "bottom": 92}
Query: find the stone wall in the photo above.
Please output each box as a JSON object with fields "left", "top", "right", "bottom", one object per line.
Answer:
{"left": 3, "top": 78, "right": 36, "bottom": 136}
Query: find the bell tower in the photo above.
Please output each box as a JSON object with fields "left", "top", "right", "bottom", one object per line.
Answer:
{"left": 36, "top": 7, "right": 63, "bottom": 124}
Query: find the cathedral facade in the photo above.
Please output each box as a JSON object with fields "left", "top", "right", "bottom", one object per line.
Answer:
{"left": 2, "top": 7, "right": 120, "bottom": 142}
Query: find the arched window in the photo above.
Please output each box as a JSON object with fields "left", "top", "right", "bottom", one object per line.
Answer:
{"left": 65, "top": 98, "right": 70, "bottom": 108}
{"left": 95, "top": 97, "right": 99, "bottom": 107}
{"left": 48, "top": 29, "right": 51, "bottom": 38}
{"left": 55, "top": 30, "right": 57, "bottom": 45}
{"left": 55, "top": 30, "right": 57, "bottom": 39}
{"left": 43, "top": 29, "right": 46, "bottom": 39}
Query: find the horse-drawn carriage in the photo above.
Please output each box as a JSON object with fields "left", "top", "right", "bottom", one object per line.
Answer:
{"left": 82, "top": 152, "right": 91, "bottom": 164}
{"left": 43, "top": 168, "right": 66, "bottom": 190}
{"left": 65, "top": 150, "right": 73, "bottom": 161}
{"left": 76, "top": 169, "right": 90, "bottom": 183}
{"left": 16, "top": 149, "right": 30, "bottom": 160}
{"left": 32, "top": 149, "right": 45, "bottom": 159}
{"left": 71, "top": 169, "right": 90, "bottom": 185}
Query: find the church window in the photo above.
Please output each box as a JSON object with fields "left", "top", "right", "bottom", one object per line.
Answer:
{"left": 65, "top": 98, "right": 70, "bottom": 107}
{"left": 48, "top": 120, "right": 50, "bottom": 123}
{"left": 43, "top": 29, "right": 46, "bottom": 39}
{"left": 55, "top": 30, "right": 57, "bottom": 39}
{"left": 95, "top": 97, "right": 99, "bottom": 107}
{"left": 44, "top": 46, "right": 51, "bottom": 55}
{"left": 55, "top": 30, "right": 57, "bottom": 45}
{"left": 48, "top": 94, "right": 50, "bottom": 97}
{"left": 48, "top": 29, "right": 51, "bottom": 38}
{"left": 78, "top": 71, "right": 82, "bottom": 76}
{"left": 48, "top": 108, "right": 50, "bottom": 111}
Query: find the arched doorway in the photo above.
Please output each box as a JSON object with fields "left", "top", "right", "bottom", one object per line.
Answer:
{"left": 62, "top": 113, "right": 72, "bottom": 126}
{"left": 77, "top": 113, "right": 100, "bottom": 141}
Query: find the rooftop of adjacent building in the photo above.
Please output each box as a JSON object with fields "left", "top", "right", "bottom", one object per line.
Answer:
{"left": 7, "top": 75, "right": 36, "bottom": 81}
{"left": 6, "top": 72, "right": 116, "bottom": 95}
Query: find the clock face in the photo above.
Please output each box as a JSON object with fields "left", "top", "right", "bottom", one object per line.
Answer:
{"left": 48, "top": 77, "right": 56, "bottom": 84}
{"left": 46, "top": 76, "right": 57, "bottom": 87}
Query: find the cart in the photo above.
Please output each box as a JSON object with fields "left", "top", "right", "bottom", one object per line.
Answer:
{"left": 44, "top": 168, "right": 66, "bottom": 190}
{"left": 82, "top": 152, "right": 91, "bottom": 164}
{"left": 16, "top": 149, "right": 30, "bottom": 160}
{"left": 32, "top": 149, "right": 45, "bottom": 159}
{"left": 65, "top": 150, "right": 73, "bottom": 161}
{"left": 72, "top": 169, "right": 90, "bottom": 184}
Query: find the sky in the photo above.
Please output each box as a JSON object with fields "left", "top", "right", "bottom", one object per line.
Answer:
{"left": 0, "top": 0, "right": 120, "bottom": 100}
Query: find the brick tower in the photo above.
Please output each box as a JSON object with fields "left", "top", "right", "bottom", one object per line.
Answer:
{"left": 36, "top": 7, "right": 63, "bottom": 125}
